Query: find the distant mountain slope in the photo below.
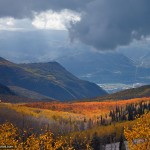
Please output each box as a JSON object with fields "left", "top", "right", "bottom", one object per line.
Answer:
{"left": 0, "top": 57, "right": 107, "bottom": 101}
{"left": 0, "top": 83, "right": 15, "bottom": 95}
{"left": 58, "top": 51, "right": 150, "bottom": 84}
{"left": 8, "top": 86, "right": 53, "bottom": 100}
{"left": 119, "top": 48, "right": 150, "bottom": 68}
{"left": 0, "top": 94, "right": 38, "bottom": 103}
{"left": 0, "top": 83, "right": 37, "bottom": 103}
{"left": 88, "top": 85, "right": 150, "bottom": 101}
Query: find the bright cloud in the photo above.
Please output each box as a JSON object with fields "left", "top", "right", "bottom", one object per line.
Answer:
{"left": 0, "top": 17, "right": 15, "bottom": 30}
{"left": 0, "top": 10, "right": 80, "bottom": 31}
{"left": 32, "top": 10, "right": 80, "bottom": 30}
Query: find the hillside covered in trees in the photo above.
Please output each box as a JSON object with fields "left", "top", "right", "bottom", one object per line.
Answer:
{"left": 0, "top": 96, "right": 150, "bottom": 149}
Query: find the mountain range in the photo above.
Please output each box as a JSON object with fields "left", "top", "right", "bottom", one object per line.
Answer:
{"left": 58, "top": 51, "right": 150, "bottom": 84}
{"left": 0, "top": 57, "right": 107, "bottom": 101}
{"left": 119, "top": 48, "right": 150, "bottom": 68}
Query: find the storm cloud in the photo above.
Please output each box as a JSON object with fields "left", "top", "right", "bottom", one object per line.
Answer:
{"left": 69, "top": 0, "right": 150, "bottom": 50}
{"left": 1, "top": 0, "right": 150, "bottom": 50}
{"left": 0, "top": 0, "right": 89, "bottom": 18}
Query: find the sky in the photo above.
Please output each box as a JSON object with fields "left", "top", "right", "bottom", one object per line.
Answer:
{"left": 0, "top": 0, "right": 150, "bottom": 63}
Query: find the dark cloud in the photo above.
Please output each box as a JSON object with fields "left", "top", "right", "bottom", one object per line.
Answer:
{"left": 0, "top": 0, "right": 90, "bottom": 18}
{"left": 69, "top": 0, "right": 150, "bottom": 50}
{"left": 1, "top": 0, "right": 150, "bottom": 50}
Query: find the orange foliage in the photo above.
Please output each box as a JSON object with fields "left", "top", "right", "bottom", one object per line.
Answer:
{"left": 25, "top": 97, "right": 150, "bottom": 118}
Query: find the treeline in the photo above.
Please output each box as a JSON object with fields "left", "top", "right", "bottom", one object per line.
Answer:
{"left": 72, "top": 101, "right": 150, "bottom": 130}
{"left": 109, "top": 101, "right": 150, "bottom": 123}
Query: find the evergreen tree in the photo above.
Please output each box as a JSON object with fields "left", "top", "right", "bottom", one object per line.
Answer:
{"left": 87, "top": 118, "right": 93, "bottom": 129}
{"left": 90, "top": 132, "right": 101, "bottom": 150}
{"left": 119, "top": 134, "right": 126, "bottom": 150}
{"left": 72, "top": 137, "right": 80, "bottom": 150}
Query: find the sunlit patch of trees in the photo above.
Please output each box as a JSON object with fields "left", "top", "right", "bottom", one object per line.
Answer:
{"left": 25, "top": 97, "right": 150, "bottom": 118}
{"left": 124, "top": 112, "right": 150, "bottom": 150}
{"left": 0, "top": 121, "right": 127, "bottom": 150}
{"left": 0, "top": 122, "right": 94, "bottom": 150}
{"left": 0, "top": 122, "right": 19, "bottom": 148}
{"left": 1, "top": 113, "right": 149, "bottom": 150}
{"left": 0, "top": 122, "right": 70, "bottom": 150}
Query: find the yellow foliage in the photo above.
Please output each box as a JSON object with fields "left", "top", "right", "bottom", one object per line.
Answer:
{"left": 124, "top": 112, "right": 150, "bottom": 150}
{"left": 0, "top": 122, "right": 19, "bottom": 148}
{"left": 0, "top": 122, "right": 75, "bottom": 150}
{"left": 5, "top": 103, "right": 85, "bottom": 122}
